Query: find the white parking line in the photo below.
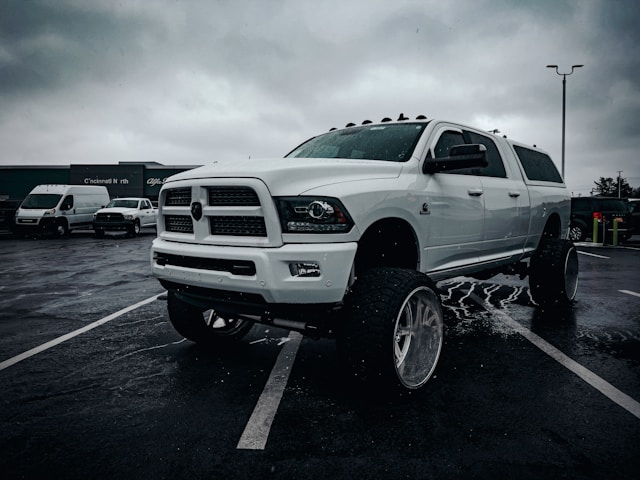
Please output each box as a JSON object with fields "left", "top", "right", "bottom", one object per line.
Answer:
{"left": 0, "top": 294, "right": 163, "bottom": 372}
{"left": 237, "top": 331, "right": 303, "bottom": 450}
{"left": 577, "top": 250, "right": 610, "bottom": 259}
{"left": 620, "top": 290, "right": 640, "bottom": 298}
{"left": 469, "top": 293, "right": 640, "bottom": 420}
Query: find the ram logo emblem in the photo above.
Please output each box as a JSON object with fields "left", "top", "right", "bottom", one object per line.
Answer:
{"left": 190, "top": 202, "right": 203, "bottom": 221}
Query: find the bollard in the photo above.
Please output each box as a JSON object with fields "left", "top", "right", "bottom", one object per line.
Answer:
{"left": 613, "top": 217, "right": 621, "bottom": 246}
{"left": 592, "top": 212, "right": 601, "bottom": 243}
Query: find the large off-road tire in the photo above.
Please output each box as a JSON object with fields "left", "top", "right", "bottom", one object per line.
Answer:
{"left": 338, "top": 268, "right": 444, "bottom": 392}
{"left": 167, "top": 290, "right": 254, "bottom": 345}
{"left": 529, "top": 237, "right": 579, "bottom": 308}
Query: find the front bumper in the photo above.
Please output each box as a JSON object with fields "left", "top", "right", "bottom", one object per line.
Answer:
{"left": 150, "top": 238, "right": 357, "bottom": 305}
{"left": 14, "top": 217, "right": 56, "bottom": 234}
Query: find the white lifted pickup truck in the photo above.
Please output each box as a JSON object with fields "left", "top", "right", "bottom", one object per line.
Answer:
{"left": 150, "top": 115, "right": 579, "bottom": 392}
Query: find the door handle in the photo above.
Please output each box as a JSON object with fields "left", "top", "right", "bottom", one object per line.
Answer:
{"left": 468, "top": 189, "right": 483, "bottom": 196}
{"left": 508, "top": 191, "right": 521, "bottom": 198}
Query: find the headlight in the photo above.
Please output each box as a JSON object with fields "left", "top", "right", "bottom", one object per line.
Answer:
{"left": 124, "top": 214, "right": 135, "bottom": 220}
{"left": 275, "top": 197, "right": 354, "bottom": 233}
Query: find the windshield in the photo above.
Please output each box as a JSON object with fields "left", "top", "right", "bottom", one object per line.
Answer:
{"left": 286, "top": 123, "right": 428, "bottom": 162}
{"left": 20, "top": 193, "right": 62, "bottom": 209}
{"left": 107, "top": 199, "right": 139, "bottom": 209}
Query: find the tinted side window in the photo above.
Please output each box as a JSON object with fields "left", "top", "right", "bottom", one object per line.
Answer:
{"left": 597, "top": 199, "right": 628, "bottom": 211}
{"left": 61, "top": 195, "right": 74, "bottom": 209}
{"left": 433, "top": 130, "right": 506, "bottom": 178}
{"left": 513, "top": 146, "right": 563, "bottom": 183}
{"left": 571, "top": 198, "right": 590, "bottom": 211}
{"left": 464, "top": 131, "right": 506, "bottom": 178}
{"left": 434, "top": 131, "right": 465, "bottom": 158}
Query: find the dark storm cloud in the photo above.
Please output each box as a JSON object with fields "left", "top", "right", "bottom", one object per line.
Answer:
{"left": 0, "top": 1, "right": 160, "bottom": 96}
{"left": 0, "top": 0, "right": 638, "bottom": 194}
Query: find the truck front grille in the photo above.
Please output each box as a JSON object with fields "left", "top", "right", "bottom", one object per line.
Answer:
{"left": 165, "top": 215, "right": 194, "bottom": 233}
{"left": 95, "top": 213, "right": 124, "bottom": 223}
{"left": 160, "top": 183, "right": 273, "bottom": 243}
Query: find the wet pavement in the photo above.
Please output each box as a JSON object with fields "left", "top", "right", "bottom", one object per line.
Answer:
{"left": 0, "top": 231, "right": 639, "bottom": 479}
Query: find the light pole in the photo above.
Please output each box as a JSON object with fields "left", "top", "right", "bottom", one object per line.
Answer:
{"left": 546, "top": 64, "right": 583, "bottom": 180}
{"left": 617, "top": 170, "right": 623, "bottom": 198}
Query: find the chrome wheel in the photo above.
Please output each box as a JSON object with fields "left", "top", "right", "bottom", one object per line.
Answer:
{"left": 568, "top": 224, "right": 584, "bottom": 242}
{"left": 529, "top": 238, "right": 579, "bottom": 308}
{"left": 393, "top": 286, "right": 443, "bottom": 389}
{"left": 167, "top": 291, "right": 254, "bottom": 344}
{"left": 563, "top": 244, "right": 579, "bottom": 302}
{"left": 203, "top": 310, "right": 253, "bottom": 337}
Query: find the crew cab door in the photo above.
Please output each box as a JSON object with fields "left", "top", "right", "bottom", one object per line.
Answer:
{"left": 421, "top": 126, "right": 484, "bottom": 273}
{"left": 140, "top": 200, "right": 155, "bottom": 227}
{"left": 464, "top": 130, "right": 529, "bottom": 260}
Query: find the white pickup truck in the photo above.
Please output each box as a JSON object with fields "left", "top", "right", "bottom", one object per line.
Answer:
{"left": 150, "top": 115, "right": 579, "bottom": 392}
{"left": 93, "top": 197, "right": 156, "bottom": 237}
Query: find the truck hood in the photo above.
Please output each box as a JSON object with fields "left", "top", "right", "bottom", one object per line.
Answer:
{"left": 164, "top": 157, "right": 404, "bottom": 195}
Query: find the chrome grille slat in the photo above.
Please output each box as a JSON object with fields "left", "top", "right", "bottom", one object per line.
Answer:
{"left": 165, "top": 215, "right": 194, "bottom": 233}
{"left": 208, "top": 186, "right": 260, "bottom": 206}
{"left": 210, "top": 216, "right": 267, "bottom": 237}
{"left": 165, "top": 187, "right": 192, "bottom": 206}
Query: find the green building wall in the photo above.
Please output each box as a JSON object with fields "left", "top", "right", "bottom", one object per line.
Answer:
{"left": 0, "top": 164, "right": 197, "bottom": 202}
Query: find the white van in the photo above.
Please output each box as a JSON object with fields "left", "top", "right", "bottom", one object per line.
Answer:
{"left": 15, "top": 184, "right": 110, "bottom": 237}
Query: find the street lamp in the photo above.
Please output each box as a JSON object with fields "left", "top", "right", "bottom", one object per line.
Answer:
{"left": 546, "top": 64, "right": 583, "bottom": 180}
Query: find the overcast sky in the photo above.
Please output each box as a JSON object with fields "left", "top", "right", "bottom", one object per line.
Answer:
{"left": 1, "top": 0, "right": 639, "bottom": 196}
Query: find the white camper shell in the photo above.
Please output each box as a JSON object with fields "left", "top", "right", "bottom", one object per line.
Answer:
{"left": 15, "top": 184, "right": 110, "bottom": 237}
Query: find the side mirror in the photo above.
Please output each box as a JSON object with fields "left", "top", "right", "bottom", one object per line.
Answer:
{"left": 423, "top": 144, "right": 488, "bottom": 174}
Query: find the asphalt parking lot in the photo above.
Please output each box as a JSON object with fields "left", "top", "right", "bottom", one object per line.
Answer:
{"left": 1, "top": 231, "right": 639, "bottom": 479}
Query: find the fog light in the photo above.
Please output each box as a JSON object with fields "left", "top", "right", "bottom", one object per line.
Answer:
{"left": 289, "top": 262, "right": 321, "bottom": 277}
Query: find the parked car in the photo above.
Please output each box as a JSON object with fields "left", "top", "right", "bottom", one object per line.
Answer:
{"left": 14, "top": 184, "right": 110, "bottom": 237}
{"left": 0, "top": 199, "right": 22, "bottom": 234}
{"left": 628, "top": 199, "right": 640, "bottom": 237}
{"left": 569, "top": 196, "right": 633, "bottom": 243}
{"left": 93, "top": 197, "right": 157, "bottom": 237}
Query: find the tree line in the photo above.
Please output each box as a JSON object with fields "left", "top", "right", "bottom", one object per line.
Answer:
{"left": 591, "top": 176, "right": 640, "bottom": 198}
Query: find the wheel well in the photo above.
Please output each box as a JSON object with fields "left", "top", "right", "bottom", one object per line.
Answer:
{"left": 542, "top": 213, "right": 562, "bottom": 239}
{"left": 354, "top": 218, "right": 419, "bottom": 274}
